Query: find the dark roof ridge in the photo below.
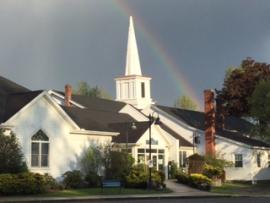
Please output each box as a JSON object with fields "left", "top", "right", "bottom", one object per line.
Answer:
{"left": 216, "top": 129, "right": 270, "bottom": 148}
{"left": 53, "top": 90, "right": 128, "bottom": 105}
{"left": 157, "top": 104, "right": 203, "bottom": 113}
{"left": 7, "top": 90, "right": 44, "bottom": 96}
{"left": 65, "top": 105, "right": 126, "bottom": 114}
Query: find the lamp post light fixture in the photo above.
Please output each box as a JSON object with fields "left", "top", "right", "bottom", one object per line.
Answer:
{"left": 126, "top": 122, "right": 137, "bottom": 152}
{"left": 148, "top": 112, "right": 161, "bottom": 190}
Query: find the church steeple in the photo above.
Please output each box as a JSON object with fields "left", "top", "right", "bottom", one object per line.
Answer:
{"left": 125, "top": 16, "right": 142, "bottom": 76}
{"left": 115, "top": 16, "right": 152, "bottom": 109}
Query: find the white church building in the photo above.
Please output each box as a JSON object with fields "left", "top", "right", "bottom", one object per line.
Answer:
{"left": 1, "top": 17, "right": 270, "bottom": 181}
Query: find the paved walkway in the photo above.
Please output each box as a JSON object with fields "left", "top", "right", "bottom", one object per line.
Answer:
{"left": 165, "top": 179, "right": 215, "bottom": 196}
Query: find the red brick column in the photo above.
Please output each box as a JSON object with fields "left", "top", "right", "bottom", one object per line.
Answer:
{"left": 204, "top": 89, "right": 215, "bottom": 157}
{"left": 65, "top": 84, "right": 72, "bottom": 107}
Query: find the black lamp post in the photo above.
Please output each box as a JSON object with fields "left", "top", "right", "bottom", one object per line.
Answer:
{"left": 148, "top": 112, "right": 161, "bottom": 190}
{"left": 126, "top": 122, "right": 137, "bottom": 152}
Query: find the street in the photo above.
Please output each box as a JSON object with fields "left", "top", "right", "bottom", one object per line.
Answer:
{"left": 42, "top": 197, "right": 270, "bottom": 203}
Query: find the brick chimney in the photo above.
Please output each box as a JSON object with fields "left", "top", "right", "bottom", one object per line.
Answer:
{"left": 65, "top": 84, "right": 72, "bottom": 107}
{"left": 204, "top": 89, "right": 215, "bottom": 157}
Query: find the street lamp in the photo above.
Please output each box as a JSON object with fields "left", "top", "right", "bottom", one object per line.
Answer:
{"left": 148, "top": 112, "right": 161, "bottom": 189}
{"left": 126, "top": 122, "right": 137, "bottom": 152}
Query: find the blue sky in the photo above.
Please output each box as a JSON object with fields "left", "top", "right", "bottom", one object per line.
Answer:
{"left": 1, "top": 0, "right": 270, "bottom": 110}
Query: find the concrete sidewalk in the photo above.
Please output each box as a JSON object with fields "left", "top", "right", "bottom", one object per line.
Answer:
{"left": 165, "top": 179, "right": 215, "bottom": 196}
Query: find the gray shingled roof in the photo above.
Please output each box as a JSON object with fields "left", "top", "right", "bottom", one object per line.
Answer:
{"left": 0, "top": 76, "right": 38, "bottom": 123}
{"left": 54, "top": 91, "right": 127, "bottom": 112}
{"left": 157, "top": 105, "right": 270, "bottom": 148}
{"left": 2, "top": 91, "right": 43, "bottom": 122}
{"left": 110, "top": 122, "right": 149, "bottom": 143}
{"left": 0, "top": 76, "right": 29, "bottom": 95}
{"left": 61, "top": 106, "right": 135, "bottom": 132}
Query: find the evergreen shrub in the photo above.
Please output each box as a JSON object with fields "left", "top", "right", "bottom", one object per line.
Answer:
{"left": 175, "top": 172, "right": 212, "bottom": 191}
{"left": 62, "top": 170, "right": 85, "bottom": 189}
{"left": 85, "top": 172, "right": 101, "bottom": 187}
{"left": 0, "top": 130, "right": 28, "bottom": 174}
{"left": 125, "top": 164, "right": 165, "bottom": 189}
{"left": 0, "top": 173, "right": 47, "bottom": 195}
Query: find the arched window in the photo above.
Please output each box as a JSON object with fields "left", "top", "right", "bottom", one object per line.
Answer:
{"left": 31, "top": 130, "right": 49, "bottom": 167}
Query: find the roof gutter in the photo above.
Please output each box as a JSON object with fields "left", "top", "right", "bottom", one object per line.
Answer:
{"left": 0, "top": 124, "right": 14, "bottom": 129}
{"left": 70, "top": 129, "right": 119, "bottom": 136}
{"left": 216, "top": 135, "right": 270, "bottom": 150}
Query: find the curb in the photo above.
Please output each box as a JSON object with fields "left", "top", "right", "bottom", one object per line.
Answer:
{"left": 1, "top": 193, "right": 270, "bottom": 202}
{"left": 0, "top": 194, "right": 235, "bottom": 203}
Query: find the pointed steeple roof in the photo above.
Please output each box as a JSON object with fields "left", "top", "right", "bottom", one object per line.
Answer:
{"left": 125, "top": 16, "right": 142, "bottom": 76}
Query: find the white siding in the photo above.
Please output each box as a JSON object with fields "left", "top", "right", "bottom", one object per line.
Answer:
{"left": 216, "top": 137, "right": 270, "bottom": 181}
{"left": 5, "top": 96, "right": 112, "bottom": 178}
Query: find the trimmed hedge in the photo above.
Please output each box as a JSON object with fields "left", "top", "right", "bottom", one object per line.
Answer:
{"left": 175, "top": 172, "right": 212, "bottom": 191}
{"left": 0, "top": 173, "right": 47, "bottom": 195}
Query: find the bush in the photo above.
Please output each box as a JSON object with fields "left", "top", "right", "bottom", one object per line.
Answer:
{"left": 125, "top": 164, "right": 148, "bottom": 189}
{"left": 80, "top": 143, "right": 103, "bottom": 177}
{"left": 190, "top": 174, "right": 212, "bottom": 191}
{"left": 104, "top": 149, "right": 134, "bottom": 180}
{"left": 0, "top": 173, "right": 47, "bottom": 195}
{"left": 175, "top": 172, "right": 212, "bottom": 191}
{"left": 125, "top": 164, "right": 165, "bottom": 189}
{"left": 169, "top": 161, "right": 178, "bottom": 179}
{"left": 0, "top": 130, "right": 28, "bottom": 174}
{"left": 203, "top": 164, "right": 222, "bottom": 179}
{"left": 175, "top": 171, "right": 189, "bottom": 185}
{"left": 62, "top": 170, "right": 85, "bottom": 189}
{"left": 85, "top": 172, "right": 101, "bottom": 187}
{"left": 43, "top": 173, "right": 62, "bottom": 190}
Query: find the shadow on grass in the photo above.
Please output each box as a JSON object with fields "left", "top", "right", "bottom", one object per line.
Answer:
{"left": 211, "top": 181, "right": 270, "bottom": 195}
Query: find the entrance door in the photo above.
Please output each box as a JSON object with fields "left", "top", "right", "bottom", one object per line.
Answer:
{"left": 137, "top": 148, "right": 165, "bottom": 171}
{"left": 152, "top": 155, "right": 157, "bottom": 169}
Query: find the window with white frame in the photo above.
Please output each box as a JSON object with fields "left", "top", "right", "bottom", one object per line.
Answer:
{"left": 31, "top": 130, "right": 49, "bottom": 167}
{"left": 234, "top": 154, "right": 243, "bottom": 168}
{"left": 179, "top": 151, "right": 187, "bottom": 167}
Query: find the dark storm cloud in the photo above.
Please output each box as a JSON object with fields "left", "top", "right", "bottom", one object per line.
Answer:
{"left": 1, "top": 0, "right": 270, "bottom": 108}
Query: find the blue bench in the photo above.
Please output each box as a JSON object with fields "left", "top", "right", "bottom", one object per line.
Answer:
{"left": 101, "top": 180, "right": 122, "bottom": 192}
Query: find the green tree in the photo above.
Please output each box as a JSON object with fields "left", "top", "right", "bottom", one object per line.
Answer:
{"left": 0, "top": 130, "right": 28, "bottom": 173}
{"left": 80, "top": 143, "right": 103, "bottom": 176}
{"left": 75, "top": 81, "right": 112, "bottom": 100}
{"left": 225, "top": 66, "right": 238, "bottom": 81}
{"left": 103, "top": 147, "right": 134, "bottom": 180}
{"left": 217, "top": 57, "right": 270, "bottom": 117}
{"left": 174, "top": 95, "right": 197, "bottom": 110}
{"left": 249, "top": 80, "right": 270, "bottom": 140}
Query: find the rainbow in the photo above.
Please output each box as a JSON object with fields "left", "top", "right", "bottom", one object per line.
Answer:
{"left": 113, "top": 0, "right": 203, "bottom": 110}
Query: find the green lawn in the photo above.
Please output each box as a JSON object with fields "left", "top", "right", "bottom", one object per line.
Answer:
{"left": 211, "top": 181, "right": 270, "bottom": 195}
{"left": 35, "top": 187, "right": 172, "bottom": 197}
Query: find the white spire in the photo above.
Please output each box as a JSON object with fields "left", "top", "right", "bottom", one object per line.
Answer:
{"left": 125, "top": 16, "right": 142, "bottom": 76}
